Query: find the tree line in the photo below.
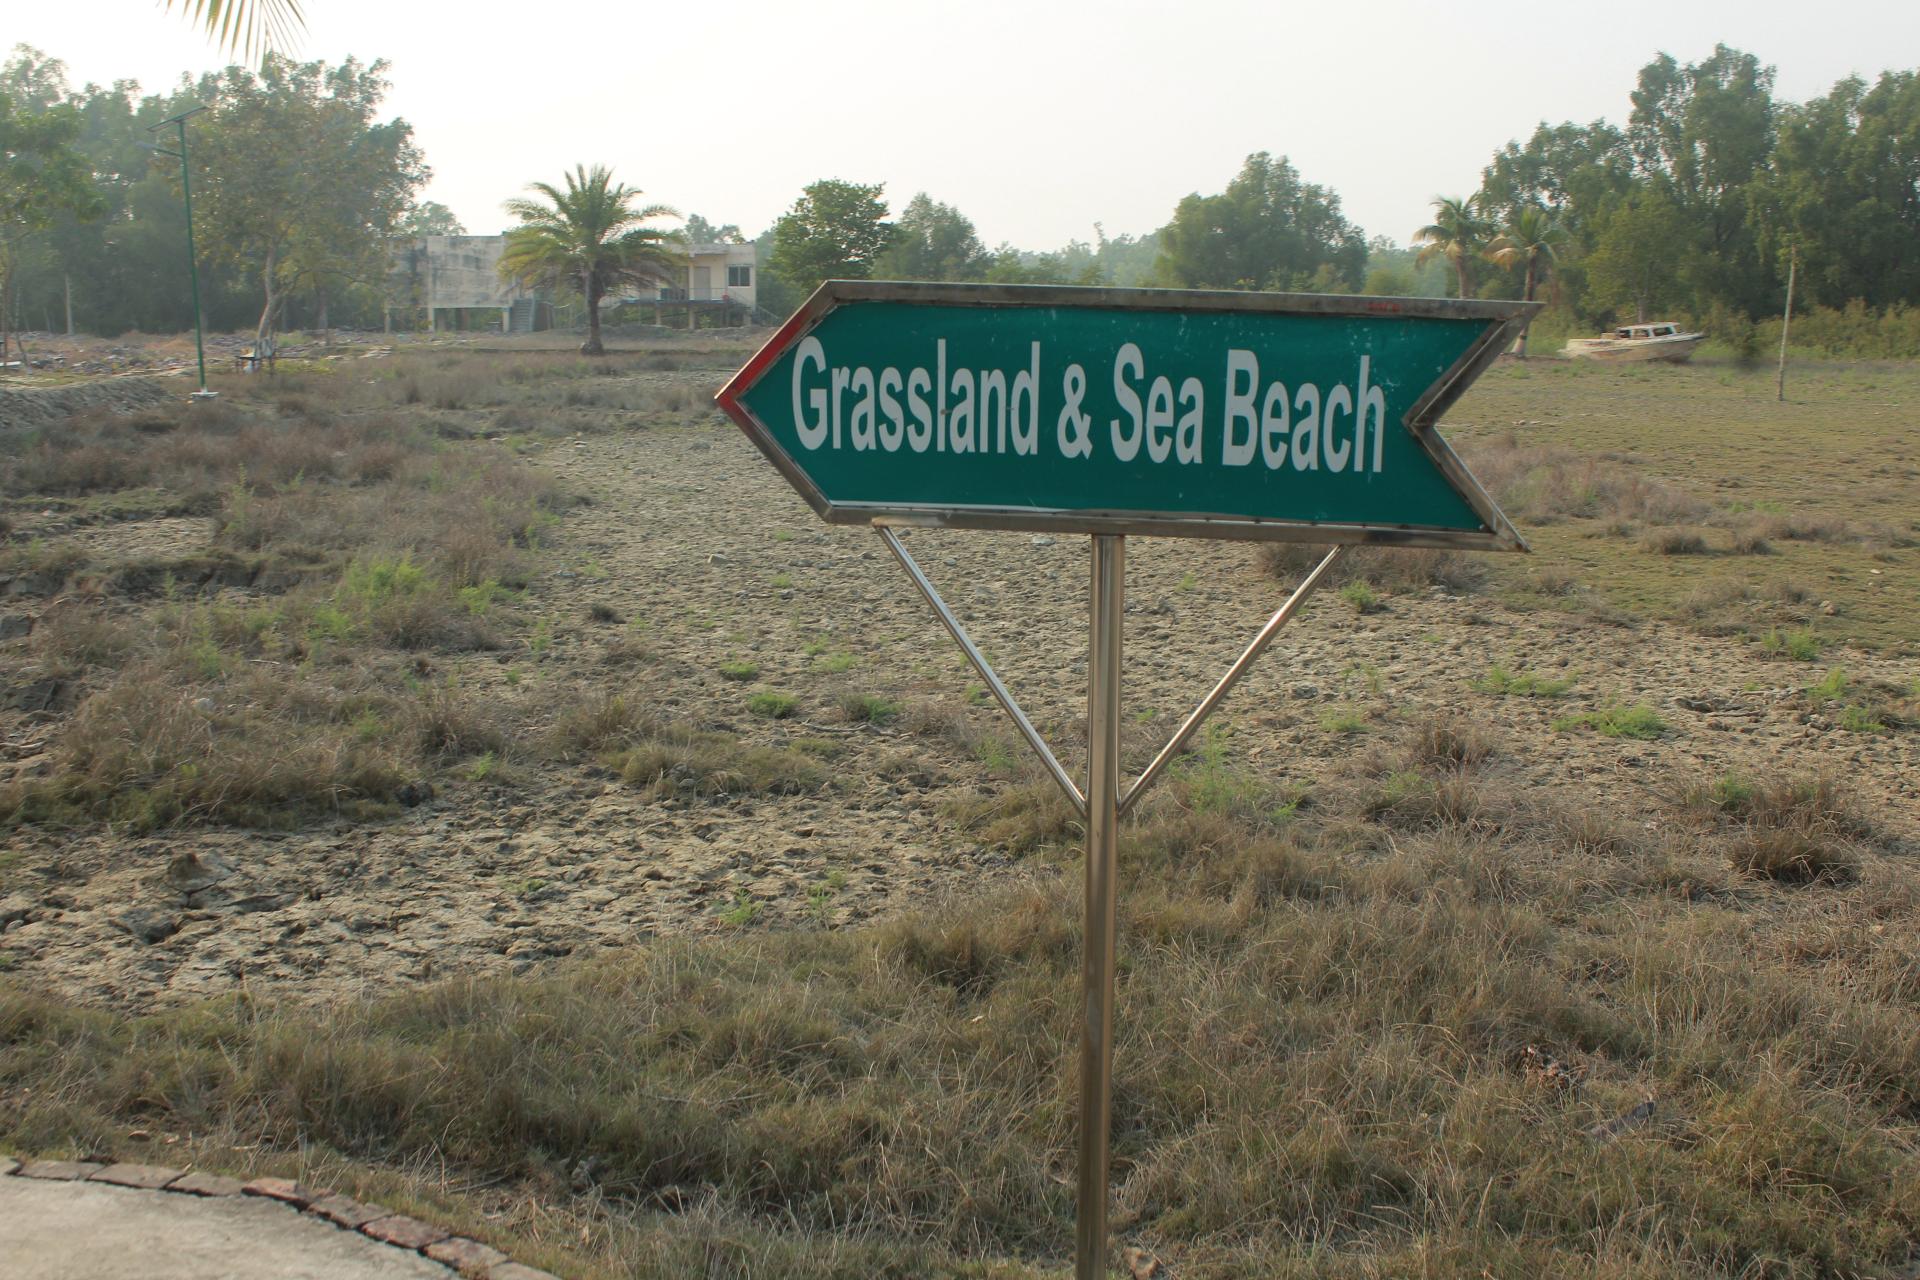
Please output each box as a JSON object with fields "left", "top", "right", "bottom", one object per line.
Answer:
{"left": 1, "top": 45, "right": 437, "bottom": 348}
{"left": 754, "top": 45, "right": 1920, "bottom": 354}
{"left": 4, "top": 41, "right": 1917, "bottom": 355}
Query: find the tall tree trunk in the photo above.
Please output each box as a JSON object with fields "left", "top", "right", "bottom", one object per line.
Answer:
{"left": 0, "top": 263, "right": 11, "bottom": 367}
{"left": 1455, "top": 258, "right": 1471, "bottom": 300}
{"left": 1517, "top": 260, "right": 1539, "bottom": 358}
{"left": 581, "top": 271, "right": 604, "bottom": 356}
{"left": 64, "top": 272, "right": 74, "bottom": 336}
{"left": 317, "top": 284, "right": 330, "bottom": 345}
{"left": 257, "top": 246, "right": 279, "bottom": 347}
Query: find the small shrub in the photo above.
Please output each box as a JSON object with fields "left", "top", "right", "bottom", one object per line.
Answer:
{"left": 1729, "top": 828, "right": 1859, "bottom": 885}
{"left": 1805, "top": 668, "right": 1849, "bottom": 702}
{"left": 549, "top": 693, "right": 647, "bottom": 757}
{"left": 1838, "top": 704, "right": 1887, "bottom": 734}
{"left": 1688, "top": 774, "right": 1758, "bottom": 814}
{"left": 1640, "top": 528, "right": 1710, "bottom": 555}
{"left": 1339, "top": 582, "right": 1382, "bottom": 614}
{"left": 1405, "top": 716, "right": 1498, "bottom": 769}
{"left": 748, "top": 691, "right": 799, "bottom": 719}
{"left": 1760, "top": 627, "right": 1822, "bottom": 661}
{"left": 718, "top": 661, "right": 760, "bottom": 682}
{"left": 838, "top": 692, "right": 900, "bottom": 725}
{"left": 1320, "top": 708, "right": 1367, "bottom": 734}
{"left": 405, "top": 685, "right": 509, "bottom": 760}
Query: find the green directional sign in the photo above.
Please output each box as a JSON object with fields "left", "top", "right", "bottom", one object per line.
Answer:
{"left": 716, "top": 282, "right": 1535, "bottom": 549}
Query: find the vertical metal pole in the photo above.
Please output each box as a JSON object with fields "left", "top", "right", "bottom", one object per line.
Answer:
{"left": 1776, "top": 244, "right": 1795, "bottom": 404}
{"left": 1076, "top": 533, "right": 1124, "bottom": 1280}
{"left": 176, "top": 118, "right": 209, "bottom": 395}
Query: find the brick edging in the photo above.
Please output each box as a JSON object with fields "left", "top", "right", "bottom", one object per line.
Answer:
{"left": 1, "top": 1155, "right": 555, "bottom": 1279}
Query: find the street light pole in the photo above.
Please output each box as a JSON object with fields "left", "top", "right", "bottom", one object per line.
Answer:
{"left": 151, "top": 105, "right": 214, "bottom": 399}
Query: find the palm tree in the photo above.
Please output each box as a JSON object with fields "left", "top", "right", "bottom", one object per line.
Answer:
{"left": 1487, "top": 204, "right": 1571, "bottom": 357}
{"left": 164, "top": 0, "right": 306, "bottom": 61}
{"left": 1413, "top": 195, "right": 1494, "bottom": 300}
{"left": 500, "top": 166, "right": 679, "bottom": 356}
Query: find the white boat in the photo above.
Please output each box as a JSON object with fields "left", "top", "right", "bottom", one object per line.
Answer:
{"left": 1563, "top": 321, "right": 1706, "bottom": 363}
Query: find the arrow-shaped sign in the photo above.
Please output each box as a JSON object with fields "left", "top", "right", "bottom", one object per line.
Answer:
{"left": 716, "top": 282, "right": 1535, "bottom": 549}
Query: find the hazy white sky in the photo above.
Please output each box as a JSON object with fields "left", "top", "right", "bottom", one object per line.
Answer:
{"left": 11, "top": 1, "right": 1920, "bottom": 249}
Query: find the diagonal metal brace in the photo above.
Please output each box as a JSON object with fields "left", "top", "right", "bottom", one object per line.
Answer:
{"left": 1118, "top": 545, "right": 1349, "bottom": 816}
{"left": 877, "top": 527, "right": 1089, "bottom": 818}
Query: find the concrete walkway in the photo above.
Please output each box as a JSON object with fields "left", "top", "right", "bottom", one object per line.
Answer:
{"left": 0, "top": 1158, "right": 556, "bottom": 1280}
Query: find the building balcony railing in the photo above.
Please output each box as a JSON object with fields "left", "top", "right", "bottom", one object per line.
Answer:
{"left": 641, "top": 287, "right": 752, "bottom": 303}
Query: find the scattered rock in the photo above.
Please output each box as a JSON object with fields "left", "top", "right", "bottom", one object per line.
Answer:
{"left": 1585, "top": 1098, "right": 1656, "bottom": 1143}
{"left": 88, "top": 1162, "right": 183, "bottom": 1190}
{"left": 307, "top": 1193, "right": 390, "bottom": 1229}
{"left": 361, "top": 1214, "right": 451, "bottom": 1250}
{"left": 165, "top": 1171, "right": 247, "bottom": 1196}
{"left": 112, "top": 909, "right": 181, "bottom": 944}
{"left": 166, "top": 850, "right": 233, "bottom": 893}
{"left": 17, "top": 1160, "right": 104, "bottom": 1181}
{"left": 5, "top": 679, "right": 68, "bottom": 713}
{"left": 426, "top": 1236, "right": 511, "bottom": 1275}
{"left": 242, "top": 1176, "right": 322, "bottom": 1208}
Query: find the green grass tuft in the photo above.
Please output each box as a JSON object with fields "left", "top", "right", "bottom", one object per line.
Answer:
{"left": 747, "top": 691, "right": 799, "bottom": 719}
{"left": 1552, "top": 703, "right": 1667, "bottom": 739}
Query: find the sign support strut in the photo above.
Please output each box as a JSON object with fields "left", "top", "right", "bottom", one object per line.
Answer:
{"left": 877, "top": 527, "right": 1087, "bottom": 817}
{"left": 1120, "top": 545, "right": 1348, "bottom": 815}
{"left": 877, "top": 529, "right": 1354, "bottom": 1277}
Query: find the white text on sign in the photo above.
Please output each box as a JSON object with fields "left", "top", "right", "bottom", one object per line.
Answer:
{"left": 791, "top": 336, "right": 1390, "bottom": 474}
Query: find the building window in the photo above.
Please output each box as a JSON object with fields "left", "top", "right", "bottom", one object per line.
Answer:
{"left": 727, "top": 265, "right": 752, "bottom": 287}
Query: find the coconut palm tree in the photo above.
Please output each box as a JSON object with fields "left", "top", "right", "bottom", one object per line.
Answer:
{"left": 500, "top": 166, "right": 680, "bottom": 356}
{"left": 164, "top": 0, "right": 306, "bottom": 60}
{"left": 1413, "top": 195, "right": 1494, "bottom": 300}
{"left": 1487, "top": 204, "right": 1571, "bottom": 356}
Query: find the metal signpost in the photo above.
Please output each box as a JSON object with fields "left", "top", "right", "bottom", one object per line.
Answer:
{"left": 716, "top": 282, "right": 1534, "bottom": 1278}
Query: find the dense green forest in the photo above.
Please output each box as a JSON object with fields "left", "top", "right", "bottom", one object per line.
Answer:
{"left": 3, "top": 42, "right": 1918, "bottom": 354}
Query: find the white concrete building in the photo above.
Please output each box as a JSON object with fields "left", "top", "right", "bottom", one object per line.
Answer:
{"left": 394, "top": 235, "right": 760, "bottom": 333}
{"left": 663, "top": 242, "right": 758, "bottom": 309}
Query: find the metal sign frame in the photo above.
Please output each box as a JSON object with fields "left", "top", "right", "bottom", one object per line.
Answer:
{"left": 715, "top": 283, "right": 1532, "bottom": 1279}
{"left": 715, "top": 280, "right": 1536, "bottom": 551}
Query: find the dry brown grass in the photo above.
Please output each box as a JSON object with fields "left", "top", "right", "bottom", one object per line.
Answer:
{"left": 5, "top": 731, "right": 1915, "bottom": 1277}
{"left": 1256, "top": 541, "right": 1487, "bottom": 593}
{"left": 1677, "top": 773, "right": 1874, "bottom": 886}
{"left": 0, "top": 655, "right": 412, "bottom": 830}
{"left": 1461, "top": 434, "right": 1708, "bottom": 528}
{"left": 0, "top": 385, "right": 572, "bottom": 832}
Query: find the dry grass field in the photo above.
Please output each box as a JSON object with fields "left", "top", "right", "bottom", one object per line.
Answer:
{"left": 1, "top": 337, "right": 1916, "bottom": 1278}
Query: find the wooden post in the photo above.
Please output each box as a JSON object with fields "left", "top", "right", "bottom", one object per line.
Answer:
{"left": 1777, "top": 245, "right": 1796, "bottom": 403}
